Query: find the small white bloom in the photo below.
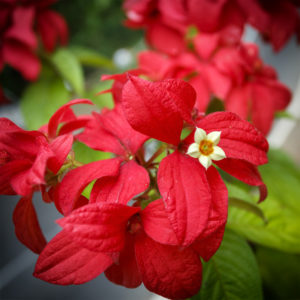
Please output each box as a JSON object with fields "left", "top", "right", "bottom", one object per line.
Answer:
{"left": 187, "top": 128, "right": 226, "bottom": 169}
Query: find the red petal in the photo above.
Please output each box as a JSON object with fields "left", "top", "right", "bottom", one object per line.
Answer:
{"left": 157, "top": 151, "right": 211, "bottom": 245}
{"left": 47, "top": 99, "right": 93, "bottom": 139}
{"left": 57, "top": 203, "right": 140, "bottom": 252}
{"left": 13, "top": 195, "right": 47, "bottom": 254}
{"left": 77, "top": 106, "right": 148, "bottom": 156}
{"left": 5, "top": 6, "right": 37, "bottom": 49}
{"left": 57, "top": 116, "right": 91, "bottom": 136}
{"left": 188, "top": 0, "right": 227, "bottom": 32}
{"left": 56, "top": 158, "right": 121, "bottom": 216}
{"left": 0, "top": 160, "right": 31, "bottom": 195}
{"left": 226, "top": 85, "right": 250, "bottom": 120}
{"left": 90, "top": 160, "right": 149, "bottom": 204}
{"left": 146, "top": 22, "right": 186, "bottom": 56}
{"left": 10, "top": 137, "right": 54, "bottom": 196}
{"left": 196, "top": 111, "right": 268, "bottom": 165}
{"left": 141, "top": 199, "right": 179, "bottom": 245}
{"left": 122, "top": 75, "right": 196, "bottom": 145}
{"left": 105, "top": 232, "right": 142, "bottom": 288}
{"left": 34, "top": 230, "right": 113, "bottom": 285}
{"left": 37, "top": 10, "right": 68, "bottom": 52}
{"left": 135, "top": 232, "right": 202, "bottom": 299}
{"left": 192, "top": 166, "right": 227, "bottom": 261}
{"left": 215, "top": 158, "right": 267, "bottom": 202}
{"left": 47, "top": 134, "right": 73, "bottom": 174}
{"left": 2, "top": 40, "right": 40, "bottom": 80}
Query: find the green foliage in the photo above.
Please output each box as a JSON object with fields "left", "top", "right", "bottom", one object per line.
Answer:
{"left": 84, "top": 79, "right": 114, "bottom": 109}
{"left": 205, "top": 97, "right": 225, "bottom": 114}
{"left": 227, "top": 149, "right": 300, "bottom": 253}
{"left": 73, "top": 141, "right": 111, "bottom": 164}
{"left": 256, "top": 246, "right": 300, "bottom": 299}
{"left": 20, "top": 67, "right": 70, "bottom": 130}
{"left": 49, "top": 48, "right": 84, "bottom": 96}
{"left": 54, "top": 0, "right": 143, "bottom": 57}
{"left": 192, "top": 230, "right": 263, "bottom": 300}
{"left": 70, "top": 46, "right": 115, "bottom": 69}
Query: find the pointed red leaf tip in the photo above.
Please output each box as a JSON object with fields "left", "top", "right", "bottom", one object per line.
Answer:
{"left": 56, "top": 158, "right": 121, "bottom": 216}
{"left": 192, "top": 166, "right": 228, "bottom": 261}
{"left": 158, "top": 151, "right": 212, "bottom": 246}
{"left": 57, "top": 203, "right": 140, "bottom": 253}
{"left": 13, "top": 196, "right": 47, "bottom": 254}
{"left": 90, "top": 160, "right": 149, "bottom": 205}
{"left": 135, "top": 232, "right": 202, "bottom": 299}
{"left": 37, "top": 10, "right": 68, "bottom": 52}
{"left": 141, "top": 199, "right": 179, "bottom": 246}
{"left": 77, "top": 105, "right": 148, "bottom": 157}
{"left": 47, "top": 134, "right": 73, "bottom": 174}
{"left": 105, "top": 232, "right": 142, "bottom": 288}
{"left": 195, "top": 111, "right": 268, "bottom": 165}
{"left": 122, "top": 75, "right": 196, "bottom": 145}
{"left": 34, "top": 231, "right": 113, "bottom": 285}
{"left": 215, "top": 158, "right": 267, "bottom": 202}
{"left": 47, "top": 99, "right": 93, "bottom": 139}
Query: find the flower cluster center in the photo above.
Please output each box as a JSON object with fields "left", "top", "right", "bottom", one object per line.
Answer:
{"left": 199, "top": 140, "right": 214, "bottom": 156}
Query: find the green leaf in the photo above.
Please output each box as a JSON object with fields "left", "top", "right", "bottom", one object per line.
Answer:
{"left": 21, "top": 68, "right": 70, "bottom": 130}
{"left": 256, "top": 246, "right": 300, "bottom": 299}
{"left": 73, "top": 141, "right": 111, "bottom": 164}
{"left": 275, "top": 110, "right": 297, "bottom": 120}
{"left": 192, "top": 230, "right": 263, "bottom": 300}
{"left": 206, "top": 97, "right": 225, "bottom": 114}
{"left": 84, "top": 80, "right": 114, "bottom": 109}
{"left": 227, "top": 149, "right": 300, "bottom": 253}
{"left": 50, "top": 48, "right": 84, "bottom": 96}
{"left": 70, "top": 46, "right": 115, "bottom": 70}
{"left": 228, "top": 197, "right": 267, "bottom": 224}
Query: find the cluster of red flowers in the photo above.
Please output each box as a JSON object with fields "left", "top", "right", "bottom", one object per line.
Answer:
{"left": 0, "top": 74, "right": 268, "bottom": 298}
{"left": 123, "top": 0, "right": 293, "bottom": 136}
{"left": 0, "top": 0, "right": 295, "bottom": 299}
{"left": 0, "top": 0, "right": 68, "bottom": 102}
{"left": 124, "top": 0, "right": 300, "bottom": 53}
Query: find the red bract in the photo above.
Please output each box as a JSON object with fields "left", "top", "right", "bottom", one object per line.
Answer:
{"left": 0, "top": 99, "right": 93, "bottom": 253}
{"left": 0, "top": 0, "right": 68, "bottom": 82}
{"left": 137, "top": 42, "right": 291, "bottom": 135}
{"left": 123, "top": 0, "right": 300, "bottom": 52}
{"left": 34, "top": 190, "right": 206, "bottom": 298}
{"left": 122, "top": 75, "right": 268, "bottom": 205}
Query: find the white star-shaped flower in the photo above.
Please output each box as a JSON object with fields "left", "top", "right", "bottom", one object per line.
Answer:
{"left": 187, "top": 128, "right": 226, "bottom": 169}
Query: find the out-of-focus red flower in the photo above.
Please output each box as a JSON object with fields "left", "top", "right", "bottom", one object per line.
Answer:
{"left": 136, "top": 41, "right": 291, "bottom": 135}
{"left": 123, "top": 0, "right": 300, "bottom": 52}
{"left": 212, "top": 44, "right": 291, "bottom": 135}
{"left": 0, "top": 99, "right": 92, "bottom": 253}
{"left": 0, "top": 0, "right": 68, "bottom": 82}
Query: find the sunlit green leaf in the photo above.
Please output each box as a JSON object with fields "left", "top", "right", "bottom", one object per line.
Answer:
{"left": 227, "top": 149, "right": 300, "bottom": 253}
{"left": 50, "top": 48, "right": 84, "bottom": 96}
{"left": 229, "top": 197, "right": 267, "bottom": 224}
{"left": 21, "top": 68, "right": 70, "bottom": 130}
{"left": 191, "top": 230, "right": 263, "bottom": 300}
{"left": 73, "top": 141, "right": 111, "bottom": 164}
{"left": 70, "top": 46, "right": 115, "bottom": 69}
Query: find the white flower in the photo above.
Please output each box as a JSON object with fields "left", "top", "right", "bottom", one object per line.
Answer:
{"left": 186, "top": 128, "right": 226, "bottom": 169}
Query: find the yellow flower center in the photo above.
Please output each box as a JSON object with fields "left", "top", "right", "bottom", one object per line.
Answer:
{"left": 199, "top": 140, "right": 214, "bottom": 156}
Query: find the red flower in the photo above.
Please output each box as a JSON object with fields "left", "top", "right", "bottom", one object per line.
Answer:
{"left": 0, "top": 99, "right": 92, "bottom": 253}
{"left": 122, "top": 75, "right": 268, "bottom": 204}
{"left": 136, "top": 42, "right": 291, "bottom": 135}
{"left": 0, "top": 0, "right": 68, "bottom": 81}
{"left": 34, "top": 164, "right": 226, "bottom": 298}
